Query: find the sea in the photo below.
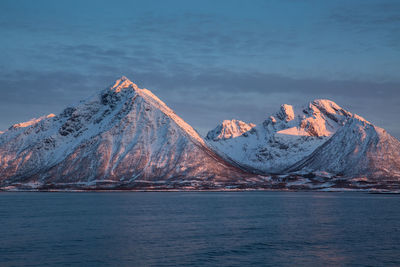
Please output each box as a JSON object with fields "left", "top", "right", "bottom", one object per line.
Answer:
{"left": 0, "top": 191, "right": 399, "bottom": 266}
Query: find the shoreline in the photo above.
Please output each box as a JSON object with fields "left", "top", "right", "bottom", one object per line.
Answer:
{"left": 1, "top": 188, "right": 399, "bottom": 193}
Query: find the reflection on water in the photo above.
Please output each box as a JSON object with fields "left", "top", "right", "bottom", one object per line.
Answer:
{"left": 0, "top": 192, "right": 399, "bottom": 266}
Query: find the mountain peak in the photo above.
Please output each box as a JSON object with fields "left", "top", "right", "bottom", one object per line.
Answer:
{"left": 287, "top": 115, "right": 400, "bottom": 178}
{"left": 312, "top": 98, "right": 339, "bottom": 107}
{"left": 110, "top": 76, "right": 138, "bottom": 92}
{"left": 277, "top": 104, "right": 295, "bottom": 122}
{"left": 310, "top": 99, "right": 344, "bottom": 114}
{"left": 206, "top": 119, "right": 255, "bottom": 141}
{"left": 0, "top": 76, "right": 251, "bottom": 189}
{"left": 310, "top": 99, "right": 370, "bottom": 124}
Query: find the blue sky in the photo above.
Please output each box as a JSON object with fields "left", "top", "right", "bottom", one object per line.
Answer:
{"left": 0, "top": 0, "right": 399, "bottom": 137}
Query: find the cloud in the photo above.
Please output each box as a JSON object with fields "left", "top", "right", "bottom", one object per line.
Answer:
{"left": 0, "top": 0, "right": 399, "bottom": 138}
{"left": 327, "top": 1, "right": 400, "bottom": 33}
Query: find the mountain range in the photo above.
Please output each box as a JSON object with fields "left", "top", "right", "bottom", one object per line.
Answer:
{"left": 1, "top": 77, "right": 399, "bottom": 191}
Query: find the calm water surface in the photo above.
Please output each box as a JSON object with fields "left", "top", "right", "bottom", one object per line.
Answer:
{"left": 0, "top": 192, "right": 399, "bottom": 266}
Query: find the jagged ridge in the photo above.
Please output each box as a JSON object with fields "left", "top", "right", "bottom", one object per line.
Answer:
{"left": 206, "top": 99, "right": 397, "bottom": 176}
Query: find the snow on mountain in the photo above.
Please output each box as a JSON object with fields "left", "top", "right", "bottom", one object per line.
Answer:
{"left": 206, "top": 119, "right": 255, "bottom": 141}
{"left": 206, "top": 99, "right": 360, "bottom": 173}
{"left": 287, "top": 117, "right": 400, "bottom": 180}
{"left": 0, "top": 77, "right": 251, "bottom": 189}
{"left": 1, "top": 78, "right": 399, "bottom": 191}
{"left": 10, "top": 114, "right": 56, "bottom": 129}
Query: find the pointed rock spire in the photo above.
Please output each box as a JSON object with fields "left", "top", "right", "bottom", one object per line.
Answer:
{"left": 110, "top": 76, "right": 138, "bottom": 92}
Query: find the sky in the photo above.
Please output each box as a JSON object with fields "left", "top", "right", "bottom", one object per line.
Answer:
{"left": 0, "top": 0, "right": 399, "bottom": 138}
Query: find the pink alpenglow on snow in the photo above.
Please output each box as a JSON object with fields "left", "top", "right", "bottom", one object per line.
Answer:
{"left": 207, "top": 98, "right": 400, "bottom": 179}
{"left": 0, "top": 77, "right": 251, "bottom": 190}
{"left": 0, "top": 77, "right": 399, "bottom": 191}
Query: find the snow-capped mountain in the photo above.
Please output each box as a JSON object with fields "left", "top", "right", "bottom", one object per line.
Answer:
{"left": 287, "top": 117, "right": 400, "bottom": 180}
{"left": 1, "top": 77, "right": 399, "bottom": 191}
{"left": 206, "top": 120, "right": 255, "bottom": 141}
{"left": 0, "top": 77, "right": 251, "bottom": 190}
{"left": 206, "top": 99, "right": 385, "bottom": 174}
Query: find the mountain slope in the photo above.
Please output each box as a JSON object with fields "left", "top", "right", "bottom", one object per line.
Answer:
{"left": 287, "top": 117, "right": 400, "bottom": 180}
{"left": 0, "top": 77, "right": 251, "bottom": 189}
{"left": 206, "top": 99, "right": 357, "bottom": 173}
{"left": 1, "top": 79, "right": 399, "bottom": 191}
